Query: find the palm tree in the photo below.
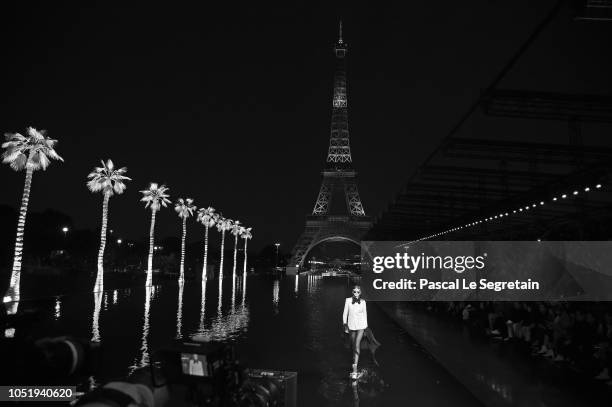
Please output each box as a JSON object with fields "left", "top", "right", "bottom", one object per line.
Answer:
{"left": 215, "top": 217, "right": 233, "bottom": 280}
{"left": 2, "top": 127, "right": 63, "bottom": 305}
{"left": 196, "top": 207, "right": 218, "bottom": 281}
{"left": 87, "top": 159, "right": 131, "bottom": 291}
{"left": 174, "top": 198, "right": 197, "bottom": 282}
{"left": 140, "top": 183, "right": 171, "bottom": 286}
{"left": 230, "top": 220, "right": 242, "bottom": 279}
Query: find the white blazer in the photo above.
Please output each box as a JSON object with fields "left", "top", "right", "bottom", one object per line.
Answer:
{"left": 343, "top": 297, "right": 368, "bottom": 331}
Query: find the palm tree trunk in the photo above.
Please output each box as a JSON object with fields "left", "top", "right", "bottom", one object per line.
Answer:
{"left": 95, "top": 193, "right": 110, "bottom": 291}
{"left": 202, "top": 226, "right": 209, "bottom": 280}
{"left": 232, "top": 234, "right": 238, "bottom": 278}
{"left": 4, "top": 167, "right": 34, "bottom": 304}
{"left": 146, "top": 210, "right": 157, "bottom": 287}
{"left": 231, "top": 267, "right": 236, "bottom": 310}
{"left": 176, "top": 281, "right": 184, "bottom": 339}
{"left": 198, "top": 278, "right": 207, "bottom": 334}
{"left": 140, "top": 287, "right": 152, "bottom": 366}
{"left": 219, "top": 229, "right": 226, "bottom": 279}
{"left": 243, "top": 238, "right": 248, "bottom": 275}
{"left": 92, "top": 290, "right": 103, "bottom": 342}
{"left": 242, "top": 238, "right": 249, "bottom": 304}
{"left": 218, "top": 229, "right": 225, "bottom": 311}
{"left": 179, "top": 216, "right": 187, "bottom": 282}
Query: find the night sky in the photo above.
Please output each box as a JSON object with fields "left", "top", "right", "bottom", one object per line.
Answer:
{"left": 1, "top": 1, "right": 612, "bottom": 251}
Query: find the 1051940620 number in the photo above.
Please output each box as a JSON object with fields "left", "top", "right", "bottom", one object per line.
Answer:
{"left": 1, "top": 386, "right": 76, "bottom": 401}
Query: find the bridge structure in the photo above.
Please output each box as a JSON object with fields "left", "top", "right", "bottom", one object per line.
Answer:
{"left": 287, "top": 22, "right": 371, "bottom": 274}
{"left": 365, "top": 4, "right": 612, "bottom": 243}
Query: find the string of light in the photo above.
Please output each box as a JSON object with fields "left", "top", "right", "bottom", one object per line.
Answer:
{"left": 414, "top": 183, "right": 604, "bottom": 242}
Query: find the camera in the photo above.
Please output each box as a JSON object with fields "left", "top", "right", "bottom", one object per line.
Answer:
{"left": 1, "top": 309, "right": 100, "bottom": 385}
{"left": 151, "top": 341, "right": 297, "bottom": 407}
{"left": 1, "top": 334, "right": 100, "bottom": 385}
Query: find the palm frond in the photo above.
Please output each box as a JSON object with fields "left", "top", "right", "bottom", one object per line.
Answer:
{"left": 87, "top": 158, "right": 131, "bottom": 196}
{"left": 1, "top": 128, "right": 63, "bottom": 172}
{"left": 141, "top": 183, "right": 170, "bottom": 212}
{"left": 175, "top": 197, "right": 197, "bottom": 219}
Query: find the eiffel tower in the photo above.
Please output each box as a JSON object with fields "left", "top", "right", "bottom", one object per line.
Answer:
{"left": 287, "top": 22, "right": 371, "bottom": 274}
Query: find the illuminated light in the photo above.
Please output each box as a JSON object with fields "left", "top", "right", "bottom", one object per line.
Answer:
{"left": 596, "top": 184, "right": 602, "bottom": 189}
{"left": 584, "top": 187, "right": 590, "bottom": 192}
{"left": 562, "top": 194, "right": 567, "bottom": 199}
{"left": 525, "top": 206, "right": 530, "bottom": 210}
{"left": 537, "top": 239, "right": 541, "bottom": 242}
{"left": 513, "top": 210, "right": 516, "bottom": 213}
{"left": 55, "top": 297, "right": 61, "bottom": 319}
{"left": 532, "top": 204, "right": 536, "bottom": 208}
{"left": 540, "top": 201, "right": 544, "bottom": 205}
{"left": 176, "top": 281, "right": 184, "bottom": 339}
{"left": 519, "top": 208, "right": 523, "bottom": 212}
{"left": 92, "top": 290, "right": 103, "bottom": 342}
{"left": 62, "top": 227, "right": 69, "bottom": 233}
{"left": 553, "top": 197, "right": 557, "bottom": 201}
{"left": 117, "top": 239, "right": 122, "bottom": 244}
{"left": 573, "top": 191, "right": 578, "bottom": 195}
{"left": 505, "top": 213, "right": 508, "bottom": 216}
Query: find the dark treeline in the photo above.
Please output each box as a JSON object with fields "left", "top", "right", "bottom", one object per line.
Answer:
{"left": 0, "top": 204, "right": 285, "bottom": 290}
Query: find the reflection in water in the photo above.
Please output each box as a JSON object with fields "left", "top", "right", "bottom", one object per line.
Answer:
{"left": 54, "top": 297, "right": 61, "bottom": 320}
{"left": 273, "top": 279, "right": 280, "bottom": 314}
{"left": 307, "top": 274, "right": 322, "bottom": 295}
{"left": 140, "top": 286, "right": 153, "bottom": 367}
{"left": 217, "top": 275, "right": 223, "bottom": 315}
{"left": 295, "top": 275, "right": 299, "bottom": 295}
{"left": 352, "top": 382, "right": 360, "bottom": 407}
{"left": 198, "top": 279, "right": 207, "bottom": 335}
{"left": 150, "top": 285, "right": 157, "bottom": 301}
{"left": 242, "top": 271, "right": 247, "bottom": 304}
{"left": 113, "top": 290, "right": 118, "bottom": 305}
{"left": 475, "top": 373, "right": 513, "bottom": 403}
{"left": 231, "top": 273, "right": 236, "bottom": 310}
{"left": 5, "top": 300, "right": 19, "bottom": 316}
{"left": 92, "top": 289, "right": 103, "bottom": 342}
{"left": 104, "top": 292, "right": 108, "bottom": 311}
{"left": 193, "top": 293, "right": 249, "bottom": 342}
{"left": 176, "top": 281, "right": 184, "bottom": 339}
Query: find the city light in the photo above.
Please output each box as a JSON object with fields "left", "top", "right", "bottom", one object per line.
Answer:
{"left": 117, "top": 239, "right": 122, "bottom": 244}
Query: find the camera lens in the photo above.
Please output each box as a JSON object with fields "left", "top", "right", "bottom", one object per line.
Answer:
{"left": 241, "top": 378, "right": 281, "bottom": 407}
{"left": 36, "top": 337, "right": 98, "bottom": 378}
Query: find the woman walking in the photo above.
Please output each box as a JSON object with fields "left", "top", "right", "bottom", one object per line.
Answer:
{"left": 343, "top": 284, "right": 368, "bottom": 379}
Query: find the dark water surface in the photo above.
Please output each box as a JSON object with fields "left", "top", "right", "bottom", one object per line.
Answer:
{"left": 10, "top": 274, "right": 482, "bottom": 406}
